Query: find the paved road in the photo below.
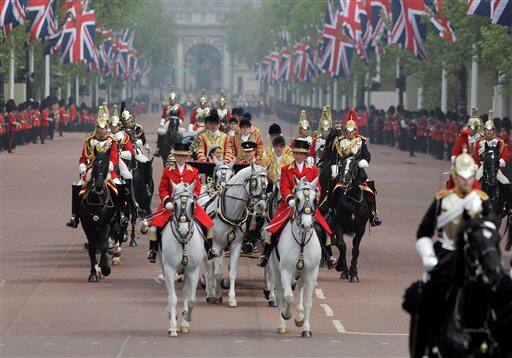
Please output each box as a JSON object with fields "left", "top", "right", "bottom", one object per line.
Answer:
{"left": 1, "top": 111, "right": 509, "bottom": 357}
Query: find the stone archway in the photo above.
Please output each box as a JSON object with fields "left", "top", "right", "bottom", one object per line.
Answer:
{"left": 184, "top": 43, "right": 222, "bottom": 92}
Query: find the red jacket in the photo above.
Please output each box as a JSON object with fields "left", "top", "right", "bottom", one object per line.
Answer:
{"left": 473, "top": 137, "right": 509, "bottom": 167}
{"left": 8, "top": 113, "right": 19, "bottom": 132}
{"left": 161, "top": 103, "right": 185, "bottom": 122}
{"left": 59, "top": 107, "right": 68, "bottom": 125}
{"left": 69, "top": 104, "right": 76, "bottom": 122}
{"left": 451, "top": 129, "right": 471, "bottom": 158}
{"left": 79, "top": 135, "right": 119, "bottom": 180}
{"left": 40, "top": 109, "right": 49, "bottom": 127}
{"left": 266, "top": 162, "right": 331, "bottom": 235}
{"left": 150, "top": 163, "right": 213, "bottom": 229}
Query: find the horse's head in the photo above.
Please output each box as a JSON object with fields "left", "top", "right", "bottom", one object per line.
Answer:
{"left": 213, "top": 157, "right": 235, "bottom": 187}
{"left": 337, "top": 155, "right": 359, "bottom": 191}
{"left": 483, "top": 143, "right": 499, "bottom": 188}
{"left": 244, "top": 163, "right": 268, "bottom": 202}
{"left": 293, "top": 177, "right": 318, "bottom": 232}
{"left": 91, "top": 150, "right": 110, "bottom": 193}
{"left": 172, "top": 181, "right": 196, "bottom": 238}
{"left": 460, "top": 217, "right": 502, "bottom": 288}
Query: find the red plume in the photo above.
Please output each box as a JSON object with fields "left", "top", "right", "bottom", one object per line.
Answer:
{"left": 342, "top": 108, "right": 359, "bottom": 127}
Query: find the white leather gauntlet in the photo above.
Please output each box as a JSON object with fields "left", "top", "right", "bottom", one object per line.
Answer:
{"left": 416, "top": 237, "right": 438, "bottom": 271}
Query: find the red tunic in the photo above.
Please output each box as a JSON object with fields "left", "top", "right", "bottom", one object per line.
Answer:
{"left": 161, "top": 104, "right": 185, "bottom": 122}
{"left": 40, "top": 109, "right": 49, "bottom": 128}
{"left": 69, "top": 104, "right": 76, "bottom": 122}
{"left": 473, "top": 138, "right": 509, "bottom": 167}
{"left": 266, "top": 162, "right": 332, "bottom": 235}
{"left": 451, "top": 129, "right": 471, "bottom": 158}
{"left": 150, "top": 163, "right": 213, "bottom": 229}
{"left": 59, "top": 107, "right": 68, "bottom": 125}
{"left": 79, "top": 135, "right": 119, "bottom": 180}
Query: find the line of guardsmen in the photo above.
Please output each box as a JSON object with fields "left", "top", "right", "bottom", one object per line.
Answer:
{"left": 0, "top": 96, "right": 101, "bottom": 153}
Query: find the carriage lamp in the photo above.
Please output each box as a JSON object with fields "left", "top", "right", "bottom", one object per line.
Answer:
{"left": 296, "top": 253, "right": 304, "bottom": 270}
{"left": 182, "top": 250, "right": 189, "bottom": 266}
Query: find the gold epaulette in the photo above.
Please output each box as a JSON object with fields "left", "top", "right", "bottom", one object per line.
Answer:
{"left": 434, "top": 188, "right": 455, "bottom": 200}
{"left": 186, "top": 163, "right": 194, "bottom": 172}
{"left": 473, "top": 189, "right": 489, "bottom": 201}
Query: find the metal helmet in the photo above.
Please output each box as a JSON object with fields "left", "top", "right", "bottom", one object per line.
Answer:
{"left": 121, "top": 109, "right": 134, "bottom": 127}
{"left": 199, "top": 89, "right": 208, "bottom": 105}
{"left": 344, "top": 108, "right": 358, "bottom": 132}
{"left": 484, "top": 110, "right": 495, "bottom": 130}
{"left": 168, "top": 86, "right": 177, "bottom": 101}
{"left": 317, "top": 106, "right": 332, "bottom": 134}
{"left": 454, "top": 151, "right": 477, "bottom": 179}
{"left": 218, "top": 90, "right": 226, "bottom": 106}
{"left": 298, "top": 110, "right": 310, "bottom": 129}
{"left": 110, "top": 104, "right": 121, "bottom": 127}
{"left": 95, "top": 103, "right": 110, "bottom": 130}
{"left": 467, "top": 107, "right": 483, "bottom": 131}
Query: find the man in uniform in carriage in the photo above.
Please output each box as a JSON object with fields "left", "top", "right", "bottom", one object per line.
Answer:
{"left": 257, "top": 139, "right": 337, "bottom": 268}
{"left": 237, "top": 141, "right": 259, "bottom": 164}
{"left": 262, "top": 123, "right": 293, "bottom": 159}
{"left": 195, "top": 110, "right": 234, "bottom": 162}
{"left": 231, "top": 114, "right": 264, "bottom": 162}
{"left": 156, "top": 87, "right": 184, "bottom": 158}
{"left": 147, "top": 143, "right": 216, "bottom": 263}
{"left": 66, "top": 104, "right": 123, "bottom": 228}
{"left": 261, "top": 134, "right": 294, "bottom": 187}
{"left": 189, "top": 90, "right": 210, "bottom": 132}
{"left": 328, "top": 109, "right": 382, "bottom": 227}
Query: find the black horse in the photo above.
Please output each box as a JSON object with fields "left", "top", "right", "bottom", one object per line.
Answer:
{"left": 321, "top": 154, "right": 370, "bottom": 282}
{"left": 406, "top": 215, "right": 512, "bottom": 357}
{"left": 78, "top": 151, "right": 116, "bottom": 282}
{"left": 157, "top": 115, "right": 181, "bottom": 166}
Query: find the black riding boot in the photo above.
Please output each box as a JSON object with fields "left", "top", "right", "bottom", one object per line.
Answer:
{"left": 314, "top": 222, "right": 336, "bottom": 269}
{"left": 155, "top": 135, "right": 164, "bottom": 157}
{"left": 201, "top": 226, "right": 217, "bottom": 260}
{"left": 257, "top": 233, "right": 278, "bottom": 267}
{"left": 115, "top": 183, "right": 129, "bottom": 227}
{"left": 125, "top": 178, "right": 145, "bottom": 217}
{"left": 366, "top": 181, "right": 382, "bottom": 227}
{"left": 66, "top": 184, "right": 82, "bottom": 228}
{"left": 148, "top": 239, "right": 158, "bottom": 263}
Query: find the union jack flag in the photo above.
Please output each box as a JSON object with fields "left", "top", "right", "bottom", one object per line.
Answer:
{"left": 294, "top": 42, "right": 317, "bottom": 82}
{"left": 467, "top": 0, "right": 491, "bottom": 17}
{"left": 490, "top": 0, "right": 512, "bottom": 25}
{"left": 58, "top": 8, "right": 98, "bottom": 65}
{"left": 0, "top": 0, "right": 26, "bottom": 33}
{"left": 339, "top": 0, "right": 369, "bottom": 62}
{"left": 318, "top": 1, "right": 353, "bottom": 78}
{"left": 366, "top": 0, "right": 391, "bottom": 48}
{"left": 390, "top": 0, "right": 429, "bottom": 60}
{"left": 427, "top": 0, "right": 456, "bottom": 41}
{"left": 278, "top": 47, "right": 293, "bottom": 82}
{"left": 25, "top": 0, "right": 57, "bottom": 42}
{"left": 269, "top": 49, "right": 280, "bottom": 85}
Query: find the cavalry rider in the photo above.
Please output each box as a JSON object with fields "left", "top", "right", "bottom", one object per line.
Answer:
{"left": 291, "top": 110, "right": 315, "bottom": 164}
{"left": 189, "top": 89, "right": 210, "bottom": 132}
{"left": 66, "top": 104, "right": 121, "bottom": 228}
{"left": 157, "top": 86, "right": 185, "bottom": 157}
{"left": 110, "top": 106, "right": 145, "bottom": 218}
{"left": 405, "top": 151, "right": 493, "bottom": 345}
{"left": 195, "top": 110, "right": 234, "bottom": 162}
{"left": 261, "top": 134, "right": 294, "bottom": 188}
{"left": 329, "top": 109, "right": 382, "bottom": 227}
{"left": 147, "top": 143, "right": 216, "bottom": 262}
{"left": 262, "top": 123, "right": 293, "bottom": 159}
{"left": 216, "top": 90, "right": 231, "bottom": 132}
{"left": 313, "top": 106, "right": 333, "bottom": 160}
{"left": 121, "top": 106, "right": 149, "bottom": 163}
{"left": 238, "top": 141, "right": 259, "bottom": 164}
{"left": 232, "top": 114, "right": 264, "bottom": 162}
{"left": 257, "top": 139, "right": 336, "bottom": 268}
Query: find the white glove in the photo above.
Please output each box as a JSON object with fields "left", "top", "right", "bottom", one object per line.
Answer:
{"left": 331, "top": 164, "right": 338, "bottom": 178}
{"left": 159, "top": 118, "right": 165, "bottom": 126}
{"left": 120, "top": 150, "right": 132, "bottom": 160}
{"left": 306, "top": 156, "right": 314, "bottom": 166}
{"left": 288, "top": 199, "right": 295, "bottom": 208}
{"left": 109, "top": 161, "right": 114, "bottom": 172}
{"left": 500, "top": 158, "right": 506, "bottom": 168}
{"left": 165, "top": 201, "right": 174, "bottom": 210}
{"left": 188, "top": 123, "right": 194, "bottom": 131}
{"left": 90, "top": 139, "right": 98, "bottom": 147}
{"left": 451, "top": 155, "right": 456, "bottom": 164}
{"left": 358, "top": 159, "right": 369, "bottom": 168}
{"left": 79, "top": 163, "right": 87, "bottom": 174}
{"left": 416, "top": 237, "right": 438, "bottom": 271}
{"left": 135, "top": 139, "right": 143, "bottom": 147}
{"left": 178, "top": 127, "right": 185, "bottom": 134}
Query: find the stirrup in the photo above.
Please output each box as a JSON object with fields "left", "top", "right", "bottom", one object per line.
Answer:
{"left": 207, "top": 248, "right": 218, "bottom": 260}
{"left": 257, "top": 255, "right": 269, "bottom": 268}
{"left": 147, "top": 249, "right": 157, "bottom": 263}
{"left": 120, "top": 213, "right": 129, "bottom": 227}
{"left": 66, "top": 217, "right": 79, "bottom": 228}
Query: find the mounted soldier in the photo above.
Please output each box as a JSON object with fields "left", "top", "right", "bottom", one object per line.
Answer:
{"left": 189, "top": 89, "right": 210, "bottom": 132}
{"left": 216, "top": 90, "right": 231, "bottom": 132}
{"left": 156, "top": 86, "right": 185, "bottom": 158}
{"left": 291, "top": 110, "right": 315, "bottom": 164}
{"left": 195, "top": 110, "right": 234, "bottom": 162}
{"left": 121, "top": 105, "right": 149, "bottom": 163}
{"left": 313, "top": 106, "right": 333, "bottom": 162}
{"left": 326, "top": 109, "right": 382, "bottom": 227}
{"left": 257, "top": 139, "right": 336, "bottom": 268}
{"left": 66, "top": 104, "right": 122, "bottom": 228}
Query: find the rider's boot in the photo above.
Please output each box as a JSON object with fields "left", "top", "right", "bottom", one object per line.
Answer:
{"left": 366, "top": 181, "right": 382, "bottom": 227}
{"left": 148, "top": 227, "right": 158, "bottom": 263}
{"left": 257, "top": 233, "right": 277, "bottom": 267}
{"left": 115, "top": 183, "right": 129, "bottom": 227}
{"left": 66, "top": 183, "right": 82, "bottom": 228}
{"left": 204, "top": 228, "right": 218, "bottom": 260}
{"left": 125, "top": 178, "right": 145, "bottom": 218}
{"left": 314, "top": 222, "right": 336, "bottom": 269}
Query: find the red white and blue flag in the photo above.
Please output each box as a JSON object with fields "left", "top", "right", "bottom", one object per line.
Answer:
{"left": 390, "top": 0, "right": 429, "bottom": 60}
{"left": 0, "top": 0, "right": 26, "bottom": 33}
{"left": 339, "top": 0, "right": 369, "bottom": 62}
{"left": 366, "top": 0, "right": 391, "bottom": 48}
{"left": 294, "top": 42, "right": 317, "bottom": 82}
{"left": 467, "top": 0, "right": 512, "bottom": 26}
{"left": 427, "top": 0, "right": 456, "bottom": 41}
{"left": 58, "top": 8, "right": 98, "bottom": 65}
{"left": 25, "top": 0, "right": 57, "bottom": 41}
{"left": 278, "top": 47, "right": 293, "bottom": 82}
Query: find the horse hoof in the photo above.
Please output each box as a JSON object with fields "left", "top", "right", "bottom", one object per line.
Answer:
{"left": 168, "top": 329, "right": 179, "bottom": 338}
{"left": 277, "top": 325, "right": 287, "bottom": 334}
{"left": 100, "top": 265, "right": 111, "bottom": 277}
{"left": 349, "top": 274, "right": 359, "bottom": 283}
{"left": 206, "top": 297, "right": 214, "bottom": 304}
{"left": 294, "top": 316, "right": 305, "bottom": 328}
{"left": 220, "top": 278, "right": 230, "bottom": 289}
{"left": 301, "top": 330, "right": 312, "bottom": 338}
{"left": 180, "top": 324, "right": 190, "bottom": 334}
{"left": 340, "top": 271, "right": 349, "bottom": 280}
{"left": 214, "top": 296, "right": 223, "bottom": 304}
{"left": 129, "top": 239, "right": 137, "bottom": 247}
{"left": 281, "top": 311, "right": 292, "bottom": 321}
{"left": 263, "top": 289, "right": 270, "bottom": 300}
{"left": 112, "top": 257, "right": 120, "bottom": 266}
{"left": 88, "top": 274, "right": 98, "bottom": 282}
{"left": 228, "top": 299, "right": 237, "bottom": 308}
{"left": 268, "top": 300, "right": 277, "bottom": 307}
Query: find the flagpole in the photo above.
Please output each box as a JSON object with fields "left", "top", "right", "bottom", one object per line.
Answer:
{"left": 352, "top": 76, "right": 358, "bottom": 108}
{"left": 67, "top": 80, "right": 71, "bottom": 100}
{"left": 28, "top": 43, "right": 34, "bottom": 100}
{"left": 333, "top": 81, "right": 338, "bottom": 111}
{"left": 75, "top": 76, "right": 80, "bottom": 106}
{"left": 44, "top": 52, "right": 51, "bottom": 97}
{"left": 470, "top": 44, "right": 478, "bottom": 109}
{"left": 441, "top": 64, "right": 447, "bottom": 113}
{"left": 9, "top": 44, "right": 15, "bottom": 100}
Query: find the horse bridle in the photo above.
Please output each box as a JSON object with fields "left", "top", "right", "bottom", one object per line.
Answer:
{"left": 463, "top": 225, "right": 500, "bottom": 285}
{"left": 170, "top": 190, "right": 196, "bottom": 266}
{"left": 291, "top": 186, "right": 316, "bottom": 270}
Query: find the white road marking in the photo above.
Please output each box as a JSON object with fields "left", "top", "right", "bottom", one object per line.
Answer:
{"left": 331, "top": 340, "right": 341, "bottom": 343}
{"left": 44, "top": 342, "right": 53, "bottom": 346}
{"left": 342, "top": 331, "right": 408, "bottom": 336}
{"left": 235, "top": 340, "right": 245, "bottom": 343}
{"left": 320, "top": 303, "right": 334, "bottom": 317}
{"left": 281, "top": 339, "right": 292, "bottom": 342}
{"left": 0, "top": 279, "right": 6, "bottom": 286}
{"left": 314, "top": 288, "right": 325, "bottom": 299}
{"left": 91, "top": 342, "right": 100, "bottom": 345}
{"left": 139, "top": 341, "right": 148, "bottom": 344}
{"left": 116, "top": 335, "right": 132, "bottom": 358}
{"left": 332, "top": 320, "right": 346, "bottom": 333}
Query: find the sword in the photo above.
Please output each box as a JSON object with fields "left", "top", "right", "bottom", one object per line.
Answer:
{"left": 436, "top": 191, "right": 480, "bottom": 230}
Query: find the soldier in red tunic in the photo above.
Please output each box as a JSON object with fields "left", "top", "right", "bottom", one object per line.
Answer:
{"left": 189, "top": 90, "right": 210, "bottom": 132}
{"left": 147, "top": 143, "right": 215, "bottom": 263}
{"left": 5, "top": 100, "right": 19, "bottom": 153}
{"left": 257, "top": 139, "right": 335, "bottom": 268}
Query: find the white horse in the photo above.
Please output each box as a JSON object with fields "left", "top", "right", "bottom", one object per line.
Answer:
{"left": 161, "top": 182, "right": 204, "bottom": 337}
{"left": 197, "top": 158, "right": 235, "bottom": 207}
{"left": 270, "top": 177, "right": 321, "bottom": 338}
{"left": 207, "top": 164, "right": 267, "bottom": 307}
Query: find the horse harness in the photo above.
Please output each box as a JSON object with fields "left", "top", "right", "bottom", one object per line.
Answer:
{"left": 170, "top": 190, "right": 196, "bottom": 266}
